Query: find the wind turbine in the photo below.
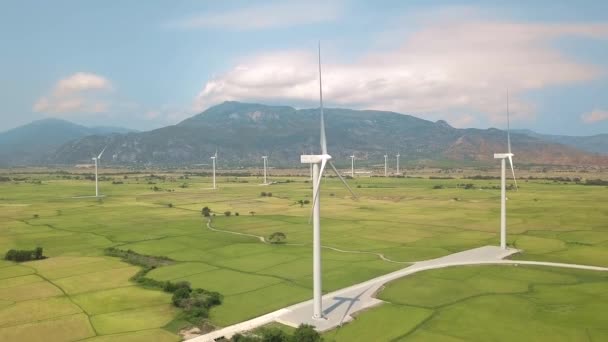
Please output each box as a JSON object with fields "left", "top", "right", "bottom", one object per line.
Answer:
{"left": 493, "top": 91, "right": 518, "bottom": 250}
{"left": 262, "top": 156, "right": 268, "bottom": 185}
{"left": 210, "top": 149, "right": 217, "bottom": 190}
{"left": 384, "top": 154, "right": 388, "bottom": 177}
{"left": 300, "top": 43, "right": 357, "bottom": 319}
{"left": 92, "top": 146, "right": 107, "bottom": 197}
{"left": 396, "top": 152, "right": 400, "bottom": 174}
{"left": 350, "top": 155, "right": 355, "bottom": 178}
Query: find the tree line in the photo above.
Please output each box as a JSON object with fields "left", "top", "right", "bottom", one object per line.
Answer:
{"left": 5, "top": 247, "right": 45, "bottom": 262}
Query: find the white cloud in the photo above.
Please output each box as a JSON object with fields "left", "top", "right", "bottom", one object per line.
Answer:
{"left": 582, "top": 109, "right": 608, "bottom": 123}
{"left": 194, "top": 19, "right": 608, "bottom": 126}
{"left": 169, "top": 1, "right": 342, "bottom": 30}
{"left": 34, "top": 72, "right": 113, "bottom": 115}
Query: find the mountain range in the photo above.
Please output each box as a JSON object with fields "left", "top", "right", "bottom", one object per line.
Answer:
{"left": 0, "top": 118, "right": 137, "bottom": 166}
{"left": 1, "top": 102, "right": 607, "bottom": 167}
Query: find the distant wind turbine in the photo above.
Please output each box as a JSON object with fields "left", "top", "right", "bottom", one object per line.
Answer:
{"left": 210, "top": 149, "right": 217, "bottom": 190}
{"left": 300, "top": 42, "right": 357, "bottom": 319}
{"left": 396, "top": 152, "right": 400, "bottom": 174}
{"left": 262, "top": 155, "right": 268, "bottom": 185}
{"left": 493, "top": 91, "right": 518, "bottom": 250}
{"left": 384, "top": 154, "right": 388, "bottom": 177}
{"left": 92, "top": 146, "right": 107, "bottom": 197}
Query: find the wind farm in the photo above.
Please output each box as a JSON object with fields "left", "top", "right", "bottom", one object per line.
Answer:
{"left": 1, "top": 2, "right": 608, "bottom": 342}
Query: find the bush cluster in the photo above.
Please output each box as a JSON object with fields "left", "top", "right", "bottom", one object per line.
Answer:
{"left": 104, "top": 247, "right": 222, "bottom": 324}
{"left": 231, "top": 324, "right": 322, "bottom": 342}
{"left": 5, "top": 247, "right": 45, "bottom": 262}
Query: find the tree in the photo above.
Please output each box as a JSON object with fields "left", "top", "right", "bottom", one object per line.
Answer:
{"left": 297, "top": 200, "right": 304, "bottom": 207}
{"left": 224, "top": 211, "right": 232, "bottom": 217}
{"left": 172, "top": 287, "right": 191, "bottom": 306}
{"left": 261, "top": 192, "right": 267, "bottom": 197}
{"left": 293, "top": 324, "right": 322, "bottom": 342}
{"left": 235, "top": 212, "right": 239, "bottom": 216}
{"left": 202, "top": 207, "right": 211, "bottom": 217}
{"left": 260, "top": 328, "right": 289, "bottom": 342}
{"left": 249, "top": 211, "right": 256, "bottom": 216}
{"left": 34, "top": 247, "right": 43, "bottom": 260}
{"left": 268, "top": 232, "right": 286, "bottom": 244}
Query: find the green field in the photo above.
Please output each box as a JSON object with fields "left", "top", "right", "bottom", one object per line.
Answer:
{"left": 0, "top": 171, "right": 606, "bottom": 341}
{"left": 324, "top": 265, "right": 608, "bottom": 341}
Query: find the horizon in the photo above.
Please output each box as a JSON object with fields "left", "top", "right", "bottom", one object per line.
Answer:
{"left": 2, "top": 1, "right": 608, "bottom": 135}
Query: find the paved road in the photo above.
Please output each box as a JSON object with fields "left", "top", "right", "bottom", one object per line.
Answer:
{"left": 189, "top": 245, "right": 608, "bottom": 341}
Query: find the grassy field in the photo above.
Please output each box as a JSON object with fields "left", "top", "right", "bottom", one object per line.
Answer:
{"left": 0, "top": 170, "right": 606, "bottom": 341}
{"left": 324, "top": 265, "right": 608, "bottom": 341}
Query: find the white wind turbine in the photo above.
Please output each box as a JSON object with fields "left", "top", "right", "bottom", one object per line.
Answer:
{"left": 384, "top": 154, "right": 388, "bottom": 177}
{"left": 92, "top": 146, "right": 107, "bottom": 197}
{"left": 493, "top": 92, "right": 518, "bottom": 250}
{"left": 262, "top": 155, "right": 269, "bottom": 185}
{"left": 300, "top": 43, "right": 357, "bottom": 319}
{"left": 210, "top": 149, "right": 217, "bottom": 190}
{"left": 350, "top": 155, "right": 355, "bottom": 178}
{"left": 396, "top": 152, "right": 400, "bottom": 174}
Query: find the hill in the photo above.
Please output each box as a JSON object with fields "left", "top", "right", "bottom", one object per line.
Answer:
{"left": 514, "top": 129, "right": 608, "bottom": 155}
{"left": 0, "top": 118, "right": 136, "bottom": 166}
{"left": 48, "top": 102, "right": 608, "bottom": 167}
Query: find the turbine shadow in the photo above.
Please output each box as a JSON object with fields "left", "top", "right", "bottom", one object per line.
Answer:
{"left": 322, "top": 286, "right": 371, "bottom": 324}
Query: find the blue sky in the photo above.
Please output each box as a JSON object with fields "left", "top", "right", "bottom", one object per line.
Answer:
{"left": 1, "top": 0, "right": 608, "bottom": 135}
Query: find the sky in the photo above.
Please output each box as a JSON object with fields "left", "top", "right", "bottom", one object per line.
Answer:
{"left": 1, "top": 0, "right": 608, "bottom": 135}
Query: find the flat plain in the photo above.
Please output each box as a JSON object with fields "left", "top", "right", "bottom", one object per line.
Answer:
{"left": 0, "top": 170, "right": 606, "bottom": 341}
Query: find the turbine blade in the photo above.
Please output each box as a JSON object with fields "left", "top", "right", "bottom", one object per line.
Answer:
{"left": 329, "top": 161, "right": 358, "bottom": 200}
{"left": 309, "top": 158, "right": 328, "bottom": 223}
{"left": 98, "top": 145, "right": 107, "bottom": 159}
{"left": 508, "top": 155, "right": 518, "bottom": 191}
{"left": 507, "top": 90, "right": 512, "bottom": 154}
{"left": 318, "top": 42, "right": 327, "bottom": 155}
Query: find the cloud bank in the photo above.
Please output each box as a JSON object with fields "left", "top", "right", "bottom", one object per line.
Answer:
{"left": 582, "top": 109, "right": 608, "bottom": 123}
{"left": 34, "top": 72, "right": 113, "bottom": 115}
{"left": 194, "top": 20, "right": 608, "bottom": 126}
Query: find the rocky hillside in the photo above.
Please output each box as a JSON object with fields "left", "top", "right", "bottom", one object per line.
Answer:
{"left": 46, "top": 102, "right": 608, "bottom": 167}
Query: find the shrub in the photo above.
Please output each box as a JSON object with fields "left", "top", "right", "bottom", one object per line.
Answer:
{"left": 235, "top": 212, "right": 239, "bottom": 216}
{"left": 268, "top": 232, "right": 286, "bottom": 244}
{"left": 167, "top": 203, "right": 173, "bottom": 208}
{"left": 202, "top": 207, "right": 211, "bottom": 217}
{"left": 293, "top": 324, "right": 322, "bottom": 342}
{"left": 224, "top": 211, "right": 232, "bottom": 217}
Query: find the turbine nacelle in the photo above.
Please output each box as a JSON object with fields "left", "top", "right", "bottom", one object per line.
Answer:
{"left": 493, "top": 153, "right": 514, "bottom": 159}
{"left": 300, "top": 154, "right": 331, "bottom": 164}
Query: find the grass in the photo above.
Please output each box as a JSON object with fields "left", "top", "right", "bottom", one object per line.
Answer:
{"left": 323, "top": 265, "right": 608, "bottom": 341}
{"left": 0, "top": 171, "right": 606, "bottom": 340}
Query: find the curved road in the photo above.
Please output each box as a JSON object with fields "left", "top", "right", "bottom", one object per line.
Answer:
{"left": 189, "top": 245, "right": 608, "bottom": 341}
{"left": 206, "top": 219, "right": 415, "bottom": 264}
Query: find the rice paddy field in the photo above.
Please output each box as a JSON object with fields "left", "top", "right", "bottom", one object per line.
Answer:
{"left": 0, "top": 170, "right": 606, "bottom": 341}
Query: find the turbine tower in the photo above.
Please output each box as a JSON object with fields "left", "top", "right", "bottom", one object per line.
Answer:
{"left": 493, "top": 91, "right": 518, "bottom": 250}
{"left": 262, "top": 156, "right": 268, "bottom": 185}
{"left": 92, "top": 146, "right": 107, "bottom": 197}
{"left": 350, "top": 155, "right": 355, "bottom": 178}
{"left": 300, "top": 43, "right": 357, "bottom": 319}
{"left": 210, "top": 150, "right": 217, "bottom": 190}
{"left": 396, "top": 152, "right": 400, "bottom": 174}
{"left": 384, "top": 154, "right": 388, "bottom": 177}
